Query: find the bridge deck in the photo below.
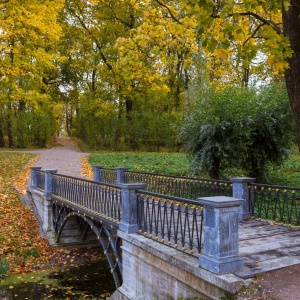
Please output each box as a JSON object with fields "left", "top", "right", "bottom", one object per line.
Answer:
{"left": 236, "top": 219, "right": 300, "bottom": 278}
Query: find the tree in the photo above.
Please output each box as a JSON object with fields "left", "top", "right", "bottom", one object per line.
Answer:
{"left": 60, "top": 0, "right": 199, "bottom": 150}
{"left": 282, "top": 2, "right": 300, "bottom": 148}
{"left": 180, "top": 84, "right": 294, "bottom": 181}
{"left": 188, "top": 0, "right": 300, "bottom": 147}
{"left": 0, "top": 0, "right": 64, "bottom": 147}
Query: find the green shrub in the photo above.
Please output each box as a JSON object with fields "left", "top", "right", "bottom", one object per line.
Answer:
{"left": 180, "top": 83, "right": 295, "bottom": 181}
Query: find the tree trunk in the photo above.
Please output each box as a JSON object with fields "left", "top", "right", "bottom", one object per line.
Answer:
{"left": 282, "top": 1, "right": 300, "bottom": 148}
{"left": 0, "top": 120, "right": 5, "bottom": 147}
{"left": 210, "top": 156, "right": 220, "bottom": 179}
{"left": 7, "top": 112, "right": 13, "bottom": 148}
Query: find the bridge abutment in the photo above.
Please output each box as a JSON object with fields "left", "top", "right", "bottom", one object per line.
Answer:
{"left": 28, "top": 189, "right": 53, "bottom": 233}
{"left": 109, "top": 231, "right": 245, "bottom": 300}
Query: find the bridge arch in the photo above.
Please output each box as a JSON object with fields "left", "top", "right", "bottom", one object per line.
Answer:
{"left": 52, "top": 202, "right": 122, "bottom": 288}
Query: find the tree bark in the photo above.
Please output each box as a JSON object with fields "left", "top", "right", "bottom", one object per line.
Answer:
{"left": 0, "top": 120, "right": 5, "bottom": 147}
{"left": 210, "top": 156, "right": 220, "bottom": 179}
{"left": 282, "top": 1, "right": 300, "bottom": 148}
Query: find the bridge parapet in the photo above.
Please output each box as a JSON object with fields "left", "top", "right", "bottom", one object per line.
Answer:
{"left": 92, "top": 166, "right": 256, "bottom": 221}
{"left": 29, "top": 167, "right": 246, "bottom": 298}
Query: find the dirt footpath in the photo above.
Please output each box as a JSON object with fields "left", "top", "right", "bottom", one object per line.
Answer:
{"left": 28, "top": 137, "right": 90, "bottom": 178}
{"left": 237, "top": 263, "right": 300, "bottom": 299}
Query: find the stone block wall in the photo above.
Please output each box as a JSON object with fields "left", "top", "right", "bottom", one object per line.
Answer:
{"left": 109, "top": 232, "right": 245, "bottom": 300}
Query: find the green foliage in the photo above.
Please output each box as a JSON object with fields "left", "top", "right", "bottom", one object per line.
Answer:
{"left": 59, "top": 0, "right": 192, "bottom": 151}
{"left": 0, "top": 101, "right": 57, "bottom": 148}
{"left": 267, "top": 146, "right": 300, "bottom": 186}
{"left": 0, "top": 256, "right": 10, "bottom": 279}
{"left": 180, "top": 84, "right": 295, "bottom": 181}
{"left": 239, "top": 84, "right": 295, "bottom": 180}
{"left": 74, "top": 88, "right": 183, "bottom": 151}
{"left": 23, "top": 248, "right": 40, "bottom": 259}
{"left": 88, "top": 152, "right": 190, "bottom": 176}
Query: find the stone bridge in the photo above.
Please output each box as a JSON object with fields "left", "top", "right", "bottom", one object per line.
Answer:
{"left": 27, "top": 167, "right": 300, "bottom": 300}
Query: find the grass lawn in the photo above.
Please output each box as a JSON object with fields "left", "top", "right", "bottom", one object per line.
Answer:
{"left": 88, "top": 150, "right": 300, "bottom": 187}
{"left": 88, "top": 152, "right": 192, "bottom": 177}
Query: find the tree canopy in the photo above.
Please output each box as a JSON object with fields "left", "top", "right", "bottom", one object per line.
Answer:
{"left": 189, "top": 0, "right": 300, "bottom": 147}
{"left": 0, "top": 0, "right": 298, "bottom": 160}
{"left": 0, "top": 0, "right": 64, "bottom": 147}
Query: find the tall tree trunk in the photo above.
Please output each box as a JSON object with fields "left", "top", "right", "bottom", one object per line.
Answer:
{"left": 0, "top": 120, "right": 5, "bottom": 147}
{"left": 210, "top": 156, "right": 220, "bottom": 179}
{"left": 7, "top": 109, "right": 13, "bottom": 148}
{"left": 282, "top": 1, "right": 300, "bottom": 148}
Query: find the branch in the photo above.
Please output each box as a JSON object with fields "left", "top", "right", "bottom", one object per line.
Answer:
{"left": 114, "top": 15, "right": 134, "bottom": 29}
{"left": 212, "top": 10, "right": 283, "bottom": 35}
{"left": 243, "top": 22, "right": 264, "bottom": 45}
{"left": 155, "top": 0, "right": 182, "bottom": 24}
{"left": 70, "top": 3, "right": 114, "bottom": 71}
{"left": 239, "top": 12, "right": 282, "bottom": 34}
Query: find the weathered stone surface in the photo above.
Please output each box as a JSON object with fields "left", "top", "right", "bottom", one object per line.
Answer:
{"left": 27, "top": 188, "right": 98, "bottom": 247}
{"left": 108, "top": 231, "right": 245, "bottom": 300}
{"left": 118, "top": 183, "right": 147, "bottom": 234}
{"left": 231, "top": 177, "right": 255, "bottom": 220}
{"left": 198, "top": 196, "right": 244, "bottom": 274}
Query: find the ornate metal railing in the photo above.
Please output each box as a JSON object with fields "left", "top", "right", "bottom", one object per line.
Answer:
{"left": 137, "top": 190, "right": 203, "bottom": 257}
{"left": 36, "top": 170, "right": 45, "bottom": 191}
{"left": 101, "top": 168, "right": 117, "bottom": 185}
{"left": 126, "top": 171, "right": 231, "bottom": 200}
{"left": 51, "top": 174, "right": 122, "bottom": 224}
{"left": 250, "top": 183, "right": 300, "bottom": 226}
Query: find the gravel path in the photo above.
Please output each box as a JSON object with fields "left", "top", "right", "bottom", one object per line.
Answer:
{"left": 23, "top": 137, "right": 89, "bottom": 178}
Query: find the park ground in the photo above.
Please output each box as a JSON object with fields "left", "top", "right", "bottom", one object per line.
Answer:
{"left": 1, "top": 136, "right": 299, "bottom": 300}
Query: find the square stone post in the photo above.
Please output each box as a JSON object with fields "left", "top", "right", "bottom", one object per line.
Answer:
{"left": 198, "top": 196, "right": 243, "bottom": 274}
{"left": 42, "top": 169, "right": 57, "bottom": 232}
{"left": 93, "top": 165, "right": 104, "bottom": 182}
{"left": 116, "top": 167, "right": 129, "bottom": 184}
{"left": 118, "top": 183, "right": 147, "bottom": 234}
{"left": 30, "top": 166, "right": 42, "bottom": 189}
{"left": 231, "top": 177, "right": 255, "bottom": 220}
{"left": 44, "top": 169, "right": 58, "bottom": 197}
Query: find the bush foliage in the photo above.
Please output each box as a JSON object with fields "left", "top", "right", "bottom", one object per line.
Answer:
{"left": 180, "top": 84, "right": 295, "bottom": 181}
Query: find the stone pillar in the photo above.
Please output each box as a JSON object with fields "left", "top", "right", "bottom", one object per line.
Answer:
{"left": 198, "top": 196, "right": 243, "bottom": 274}
{"left": 44, "top": 169, "right": 58, "bottom": 197}
{"left": 116, "top": 167, "right": 129, "bottom": 184}
{"left": 119, "top": 183, "right": 147, "bottom": 234}
{"left": 43, "top": 169, "right": 57, "bottom": 232}
{"left": 30, "top": 166, "right": 42, "bottom": 189}
{"left": 93, "top": 165, "right": 104, "bottom": 182}
{"left": 231, "top": 177, "right": 255, "bottom": 220}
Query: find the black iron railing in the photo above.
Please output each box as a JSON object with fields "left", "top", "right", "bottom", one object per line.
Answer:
{"left": 250, "top": 183, "right": 300, "bottom": 226}
{"left": 125, "top": 171, "right": 231, "bottom": 200}
{"left": 137, "top": 190, "right": 203, "bottom": 257}
{"left": 36, "top": 170, "right": 45, "bottom": 191}
{"left": 52, "top": 174, "right": 122, "bottom": 224}
{"left": 101, "top": 168, "right": 118, "bottom": 185}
